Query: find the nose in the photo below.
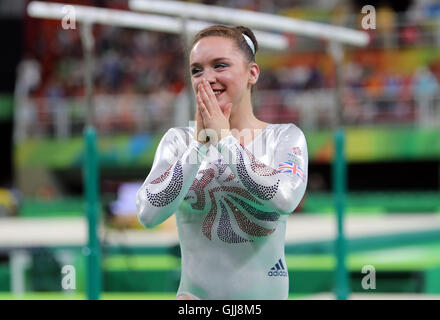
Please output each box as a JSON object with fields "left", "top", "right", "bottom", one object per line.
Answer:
{"left": 192, "top": 70, "right": 216, "bottom": 93}
{"left": 202, "top": 69, "right": 216, "bottom": 86}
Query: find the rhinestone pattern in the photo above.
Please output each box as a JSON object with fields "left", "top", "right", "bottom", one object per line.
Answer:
{"left": 150, "top": 165, "right": 172, "bottom": 184}
{"left": 218, "top": 201, "right": 249, "bottom": 243}
{"left": 223, "top": 197, "right": 275, "bottom": 237}
{"left": 228, "top": 195, "right": 280, "bottom": 222}
{"left": 188, "top": 168, "right": 215, "bottom": 210}
{"left": 235, "top": 144, "right": 280, "bottom": 201}
{"left": 146, "top": 160, "right": 183, "bottom": 207}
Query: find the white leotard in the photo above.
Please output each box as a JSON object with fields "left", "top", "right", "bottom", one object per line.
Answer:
{"left": 136, "top": 123, "right": 308, "bottom": 299}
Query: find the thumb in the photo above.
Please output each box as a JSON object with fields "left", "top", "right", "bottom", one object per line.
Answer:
{"left": 223, "top": 103, "right": 232, "bottom": 120}
{"left": 196, "top": 106, "right": 203, "bottom": 121}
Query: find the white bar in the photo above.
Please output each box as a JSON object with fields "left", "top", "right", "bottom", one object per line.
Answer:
{"left": 130, "top": 0, "right": 369, "bottom": 47}
{"left": 10, "top": 250, "right": 31, "bottom": 297}
{"left": 27, "top": 1, "right": 287, "bottom": 50}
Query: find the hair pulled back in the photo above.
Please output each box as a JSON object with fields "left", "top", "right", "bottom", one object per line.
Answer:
{"left": 190, "top": 25, "right": 258, "bottom": 63}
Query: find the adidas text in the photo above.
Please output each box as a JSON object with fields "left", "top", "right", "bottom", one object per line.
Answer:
{"left": 268, "top": 270, "right": 288, "bottom": 277}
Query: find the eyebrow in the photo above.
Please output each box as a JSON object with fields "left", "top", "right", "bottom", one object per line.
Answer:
{"left": 190, "top": 57, "right": 231, "bottom": 68}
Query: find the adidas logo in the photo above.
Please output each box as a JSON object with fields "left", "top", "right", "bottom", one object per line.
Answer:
{"left": 267, "top": 259, "right": 288, "bottom": 277}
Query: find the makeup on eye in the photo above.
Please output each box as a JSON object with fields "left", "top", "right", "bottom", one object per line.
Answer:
{"left": 190, "top": 60, "right": 230, "bottom": 76}
{"left": 190, "top": 57, "right": 230, "bottom": 68}
{"left": 214, "top": 63, "right": 228, "bottom": 69}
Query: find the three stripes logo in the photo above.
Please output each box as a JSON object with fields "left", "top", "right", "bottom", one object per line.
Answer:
{"left": 268, "top": 259, "right": 288, "bottom": 277}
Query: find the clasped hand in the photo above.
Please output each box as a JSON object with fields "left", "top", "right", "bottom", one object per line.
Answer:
{"left": 195, "top": 78, "right": 232, "bottom": 146}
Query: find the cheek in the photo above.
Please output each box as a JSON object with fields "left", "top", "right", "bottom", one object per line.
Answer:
{"left": 222, "top": 73, "right": 241, "bottom": 91}
{"left": 228, "top": 77, "right": 246, "bottom": 95}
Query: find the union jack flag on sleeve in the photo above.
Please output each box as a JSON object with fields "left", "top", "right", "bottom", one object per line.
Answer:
{"left": 277, "top": 161, "right": 306, "bottom": 182}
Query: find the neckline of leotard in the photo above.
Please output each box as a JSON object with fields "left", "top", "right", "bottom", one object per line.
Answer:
{"left": 187, "top": 123, "right": 276, "bottom": 148}
{"left": 243, "top": 123, "right": 275, "bottom": 148}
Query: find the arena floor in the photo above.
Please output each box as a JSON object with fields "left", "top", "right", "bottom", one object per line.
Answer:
{"left": 1, "top": 213, "right": 439, "bottom": 248}
{"left": 1, "top": 213, "right": 440, "bottom": 300}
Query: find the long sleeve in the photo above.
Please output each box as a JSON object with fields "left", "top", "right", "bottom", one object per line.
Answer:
{"left": 136, "top": 128, "right": 209, "bottom": 228}
{"left": 216, "top": 124, "right": 308, "bottom": 215}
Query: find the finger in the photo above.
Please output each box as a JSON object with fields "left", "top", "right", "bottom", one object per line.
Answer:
{"left": 202, "top": 80, "right": 221, "bottom": 114}
{"left": 195, "top": 107, "right": 202, "bottom": 122}
{"left": 224, "top": 102, "right": 233, "bottom": 120}
{"left": 197, "top": 93, "right": 210, "bottom": 119}
{"left": 200, "top": 84, "right": 211, "bottom": 108}
{"left": 201, "top": 82, "right": 220, "bottom": 116}
{"left": 202, "top": 78, "right": 216, "bottom": 101}
{"left": 199, "top": 86, "right": 213, "bottom": 117}
{"left": 196, "top": 91, "right": 204, "bottom": 114}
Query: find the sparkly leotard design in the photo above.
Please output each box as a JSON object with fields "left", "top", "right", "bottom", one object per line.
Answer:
{"left": 137, "top": 123, "right": 308, "bottom": 299}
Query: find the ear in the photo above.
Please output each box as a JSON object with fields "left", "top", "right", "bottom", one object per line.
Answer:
{"left": 248, "top": 62, "right": 260, "bottom": 86}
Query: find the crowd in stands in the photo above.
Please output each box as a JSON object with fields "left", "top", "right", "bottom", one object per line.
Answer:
{"left": 15, "top": 0, "right": 440, "bottom": 138}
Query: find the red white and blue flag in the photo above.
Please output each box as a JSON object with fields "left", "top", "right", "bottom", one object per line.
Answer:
{"left": 277, "top": 161, "right": 305, "bottom": 181}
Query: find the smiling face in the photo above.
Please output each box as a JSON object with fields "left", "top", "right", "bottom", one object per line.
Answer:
{"left": 189, "top": 36, "right": 259, "bottom": 111}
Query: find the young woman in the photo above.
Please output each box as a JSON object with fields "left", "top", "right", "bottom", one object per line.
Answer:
{"left": 136, "top": 25, "right": 308, "bottom": 300}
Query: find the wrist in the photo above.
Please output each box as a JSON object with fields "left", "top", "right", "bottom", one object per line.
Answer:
{"left": 219, "top": 129, "right": 232, "bottom": 142}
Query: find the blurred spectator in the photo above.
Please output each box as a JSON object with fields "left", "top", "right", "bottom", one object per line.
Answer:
{"left": 0, "top": 187, "right": 20, "bottom": 217}
{"left": 342, "top": 62, "right": 363, "bottom": 91}
{"left": 377, "top": 6, "right": 397, "bottom": 48}
{"left": 16, "top": 0, "right": 440, "bottom": 136}
{"left": 14, "top": 55, "right": 41, "bottom": 141}
{"left": 400, "top": 25, "right": 422, "bottom": 46}
{"left": 99, "top": 50, "right": 123, "bottom": 92}
{"left": 364, "top": 70, "right": 385, "bottom": 99}
{"left": 412, "top": 66, "right": 439, "bottom": 125}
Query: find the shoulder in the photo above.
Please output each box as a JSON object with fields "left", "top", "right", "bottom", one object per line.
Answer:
{"left": 165, "top": 126, "right": 194, "bottom": 146}
{"left": 272, "top": 123, "right": 307, "bottom": 152}
{"left": 271, "top": 123, "right": 305, "bottom": 139}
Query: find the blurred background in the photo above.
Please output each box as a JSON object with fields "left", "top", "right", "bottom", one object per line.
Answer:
{"left": 0, "top": 0, "right": 439, "bottom": 299}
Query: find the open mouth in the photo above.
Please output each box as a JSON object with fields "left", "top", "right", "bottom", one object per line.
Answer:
{"left": 213, "top": 89, "right": 225, "bottom": 97}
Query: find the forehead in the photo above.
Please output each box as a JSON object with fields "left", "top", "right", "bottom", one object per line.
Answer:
{"left": 190, "top": 36, "right": 241, "bottom": 64}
